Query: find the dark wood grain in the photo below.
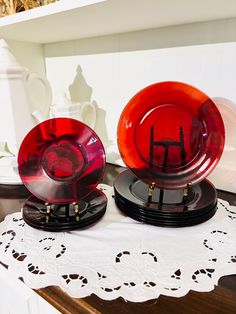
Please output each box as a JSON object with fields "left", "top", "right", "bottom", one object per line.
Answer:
{"left": 0, "top": 184, "right": 29, "bottom": 222}
{"left": 35, "top": 280, "right": 236, "bottom": 314}
{"left": 83, "top": 284, "right": 236, "bottom": 314}
{"left": 0, "top": 163, "right": 235, "bottom": 314}
{"left": 36, "top": 286, "right": 102, "bottom": 314}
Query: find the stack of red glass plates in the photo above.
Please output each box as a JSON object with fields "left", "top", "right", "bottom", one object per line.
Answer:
{"left": 18, "top": 118, "right": 107, "bottom": 231}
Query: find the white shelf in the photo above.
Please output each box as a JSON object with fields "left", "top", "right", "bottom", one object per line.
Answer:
{"left": 0, "top": 0, "right": 236, "bottom": 44}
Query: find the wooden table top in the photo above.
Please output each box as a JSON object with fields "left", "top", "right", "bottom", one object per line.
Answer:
{"left": 0, "top": 163, "right": 235, "bottom": 314}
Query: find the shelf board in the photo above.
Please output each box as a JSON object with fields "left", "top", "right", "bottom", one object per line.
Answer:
{"left": 0, "top": 0, "right": 236, "bottom": 44}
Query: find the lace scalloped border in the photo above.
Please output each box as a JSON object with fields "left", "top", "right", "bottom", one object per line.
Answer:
{"left": 0, "top": 187, "right": 235, "bottom": 302}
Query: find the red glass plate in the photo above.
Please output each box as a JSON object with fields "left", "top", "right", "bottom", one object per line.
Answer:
{"left": 118, "top": 81, "right": 225, "bottom": 189}
{"left": 18, "top": 118, "right": 105, "bottom": 203}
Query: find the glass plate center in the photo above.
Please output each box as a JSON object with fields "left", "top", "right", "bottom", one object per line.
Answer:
{"left": 135, "top": 103, "right": 203, "bottom": 172}
{"left": 42, "top": 138, "right": 85, "bottom": 182}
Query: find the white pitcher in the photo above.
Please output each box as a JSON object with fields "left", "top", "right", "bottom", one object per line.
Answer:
{"left": 49, "top": 93, "right": 97, "bottom": 129}
{"left": 0, "top": 39, "right": 52, "bottom": 152}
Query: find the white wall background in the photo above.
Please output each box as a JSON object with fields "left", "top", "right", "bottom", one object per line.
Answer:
{"left": 45, "top": 42, "right": 236, "bottom": 161}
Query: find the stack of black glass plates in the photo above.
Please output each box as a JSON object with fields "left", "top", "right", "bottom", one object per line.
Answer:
{"left": 23, "top": 188, "right": 107, "bottom": 231}
{"left": 114, "top": 170, "right": 217, "bottom": 227}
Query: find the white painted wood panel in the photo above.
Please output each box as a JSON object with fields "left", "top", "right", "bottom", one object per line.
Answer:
{"left": 0, "top": 0, "right": 236, "bottom": 43}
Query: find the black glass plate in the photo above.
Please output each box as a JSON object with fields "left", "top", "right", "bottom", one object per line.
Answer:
{"left": 23, "top": 188, "right": 107, "bottom": 231}
{"left": 114, "top": 170, "right": 217, "bottom": 227}
{"left": 117, "top": 205, "right": 217, "bottom": 227}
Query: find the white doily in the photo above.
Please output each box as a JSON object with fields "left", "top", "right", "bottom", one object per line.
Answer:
{"left": 0, "top": 184, "right": 236, "bottom": 302}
